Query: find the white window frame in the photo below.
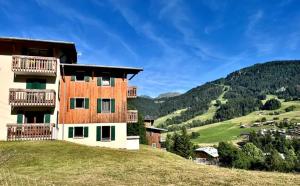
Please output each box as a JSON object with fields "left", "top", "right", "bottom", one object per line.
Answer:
{"left": 101, "top": 99, "right": 111, "bottom": 113}
{"left": 74, "top": 98, "right": 86, "bottom": 109}
{"left": 101, "top": 76, "right": 111, "bottom": 86}
{"left": 73, "top": 126, "right": 84, "bottom": 138}
{"left": 152, "top": 143, "right": 157, "bottom": 148}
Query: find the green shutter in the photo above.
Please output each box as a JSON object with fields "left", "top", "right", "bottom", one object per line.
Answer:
{"left": 111, "top": 99, "right": 115, "bottom": 113}
{"left": 40, "top": 81, "right": 46, "bottom": 89}
{"left": 71, "top": 76, "right": 76, "bottom": 81}
{"left": 68, "top": 127, "right": 74, "bottom": 138}
{"left": 97, "top": 98, "right": 102, "bottom": 113}
{"left": 111, "top": 126, "right": 115, "bottom": 141}
{"left": 97, "top": 77, "right": 102, "bottom": 86}
{"left": 84, "top": 76, "right": 90, "bottom": 82}
{"left": 85, "top": 98, "right": 89, "bottom": 109}
{"left": 110, "top": 78, "right": 115, "bottom": 87}
{"left": 17, "top": 114, "right": 23, "bottom": 124}
{"left": 26, "top": 81, "right": 33, "bottom": 89}
{"left": 70, "top": 98, "right": 75, "bottom": 109}
{"left": 44, "top": 114, "right": 50, "bottom": 123}
{"left": 96, "top": 126, "right": 101, "bottom": 141}
{"left": 84, "top": 127, "right": 89, "bottom": 137}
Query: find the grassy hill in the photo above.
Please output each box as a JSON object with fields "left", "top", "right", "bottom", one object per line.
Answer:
{"left": 130, "top": 61, "right": 300, "bottom": 127}
{"left": 190, "top": 98, "right": 300, "bottom": 145}
{"left": 0, "top": 141, "right": 299, "bottom": 185}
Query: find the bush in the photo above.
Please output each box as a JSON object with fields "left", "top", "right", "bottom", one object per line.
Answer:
{"left": 190, "top": 132, "right": 200, "bottom": 139}
{"left": 285, "top": 105, "right": 296, "bottom": 112}
{"left": 262, "top": 99, "right": 281, "bottom": 110}
{"left": 261, "top": 117, "right": 267, "bottom": 122}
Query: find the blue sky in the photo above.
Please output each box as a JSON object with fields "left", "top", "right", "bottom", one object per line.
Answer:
{"left": 1, "top": 0, "right": 300, "bottom": 97}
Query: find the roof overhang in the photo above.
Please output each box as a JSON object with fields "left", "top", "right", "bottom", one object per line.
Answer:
{"left": 145, "top": 127, "right": 168, "bottom": 132}
{"left": 61, "top": 63, "right": 143, "bottom": 78}
{"left": 0, "top": 37, "right": 77, "bottom": 62}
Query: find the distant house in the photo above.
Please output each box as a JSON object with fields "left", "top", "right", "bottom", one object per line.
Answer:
{"left": 194, "top": 147, "right": 219, "bottom": 165}
{"left": 144, "top": 116, "right": 168, "bottom": 148}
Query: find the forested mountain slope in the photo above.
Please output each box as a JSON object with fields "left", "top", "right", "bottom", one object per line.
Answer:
{"left": 129, "top": 61, "right": 300, "bottom": 125}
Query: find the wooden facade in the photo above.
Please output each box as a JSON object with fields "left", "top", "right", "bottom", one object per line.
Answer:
{"left": 59, "top": 75, "right": 129, "bottom": 124}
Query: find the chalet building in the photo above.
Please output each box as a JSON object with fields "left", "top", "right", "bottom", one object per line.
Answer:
{"left": 144, "top": 115, "right": 167, "bottom": 148}
{"left": 194, "top": 147, "right": 219, "bottom": 165}
{"left": 0, "top": 37, "right": 142, "bottom": 149}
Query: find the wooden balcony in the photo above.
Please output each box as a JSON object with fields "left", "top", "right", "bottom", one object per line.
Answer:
{"left": 127, "top": 110, "right": 138, "bottom": 123}
{"left": 127, "top": 86, "right": 137, "bottom": 98}
{"left": 9, "top": 89, "right": 56, "bottom": 107}
{"left": 7, "top": 123, "right": 54, "bottom": 141}
{"left": 12, "top": 55, "right": 57, "bottom": 76}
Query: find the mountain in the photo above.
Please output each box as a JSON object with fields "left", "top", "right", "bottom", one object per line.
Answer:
{"left": 156, "top": 92, "right": 181, "bottom": 99}
{"left": 129, "top": 61, "right": 300, "bottom": 126}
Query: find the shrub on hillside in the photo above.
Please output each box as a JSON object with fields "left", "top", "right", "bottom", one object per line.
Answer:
{"left": 262, "top": 99, "right": 281, "bottom": 110}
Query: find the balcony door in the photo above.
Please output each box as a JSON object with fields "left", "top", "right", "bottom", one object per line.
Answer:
{"left": 26, "top": 79, "right": 46, "bottom": 89}
{"left": 25, "top": 112, "right": 45, "bottom": 124}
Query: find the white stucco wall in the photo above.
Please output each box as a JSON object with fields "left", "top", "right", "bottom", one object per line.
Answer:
{"left": 126, "top": 136, "right": 140, "bottom": 150}
{"left": 0, "top": 55, "right": 60, "bottom": 141}
{"left": 56, "top": 123, "right": 128, "bottom": 149}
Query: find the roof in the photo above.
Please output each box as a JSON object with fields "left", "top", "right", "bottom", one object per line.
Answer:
{"left": 195, "top": 147, "right": 219, "bottom": 158}
{"left": 61, "top": 63, "right": 143, "bottom": 75}
{"left": 0, "top": 37, "right": 75, "bottom": 45}
{"left": 145, "top": 126, "right": 168, "bottom": 132}
{"left": 0, "top": 37, "right": 77, "bottom": 62}
{"left": 144, "top": 115, "right": 155, "bottom": 121}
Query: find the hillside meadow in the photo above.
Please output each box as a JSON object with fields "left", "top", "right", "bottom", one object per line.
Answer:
{"left": 0, "top": 141, "right": 299, "bottom": 185}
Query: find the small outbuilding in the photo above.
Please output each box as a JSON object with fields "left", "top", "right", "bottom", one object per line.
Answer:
{"left": 194, "top": 147, "right": 219, "bottom": 165}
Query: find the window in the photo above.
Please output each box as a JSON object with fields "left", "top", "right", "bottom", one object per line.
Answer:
{"left": 75, "top": 72, "right": 85, "bottom": 81}
{"left": 102, "top": 76, "right": 110, "bottom": 86}
{"left": 102, "top": 99, "right": 111, "bottom": 113}
{"left": 102, "top": 126, "right": 111, "bottom": 141}
{"left": 74, "top": 127, "right": 84, "bottom": 138}
{"left": 69, "top": 126, "right": 89, "bottom": 138}
{"left": 75, "top": 98, "right": 85, "bottom": 108}
{"left": 96, "top": 126, "right": 115, "bottom": 141}
{"left": 152, "top": 143, "right": 157, "bottom": 148}
{"left": 70, "top": 98, "right": 89, "bottom": 109}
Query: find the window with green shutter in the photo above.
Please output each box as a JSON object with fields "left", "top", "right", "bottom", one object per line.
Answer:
{"left": 71, "top": 76, "right": 76, "bottom": 81}
{"left": 84, "top": 127, "right": 89, "bottom": 137}
{"left": 96, "top": 126, "right": 101, "bottom": 141}
{"left": 17, "top": 114, "right": 23, "bottom": 124}
{"left": 111, "top": 99, "right": 115, "bottom": 113}
{"left": 68, "top": 127, "right": 74, "bottom": 138}
{"left": 44, "top": 114, "right": 50, "bottom": 123}
{"left": 26, "top": 79, "right": 46, "bottom": 89}
{"left": 97, "top": 77, "right": 102, "bottom": 86}
{"left": 84, "top": 76, "right": 90, "bottom": 82}
{"left": 85, "top": 98, "right": 89, "bottom": 109}
{"left": 97, "top": 98, "right": 102, "bottom": 113}
{"left": 70, "top": 98, "right": 75, "bottom": 109}
{"left": 111, "top": 126, "right": 115, "bottom": 141}
{"left": 110, "top": 78, "right": 115, "bottom": 87}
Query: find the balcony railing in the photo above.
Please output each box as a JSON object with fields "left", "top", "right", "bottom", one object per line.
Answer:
{"left": 9, "top": 89, "right": 56, "bottom": 107}
{"left": 127, "top": 110, "right": 138, "bottom": 123}
{"left": 12, "top": 55, "right": 57, "bottom": 76}
{"left": 160, "top": 137, "right": 166, "bottom": 142}
{"left": 127, "top": 86, "right": 137, "bottom": 98}
{"left": 7, "top": 123, "right": 54, "bottom": 141}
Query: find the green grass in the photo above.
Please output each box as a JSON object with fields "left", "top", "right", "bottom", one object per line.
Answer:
{"left": 188, "top": 99, "right": 300, "bottom": 145}
{"left": 0, "top": 141, "right": 299, "bottom": 185}
{"left": 162, "top": 85, "right": 229, "bottom": 129}
{"left": 154, "top": 108, "right": 187, "bottom": 127}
